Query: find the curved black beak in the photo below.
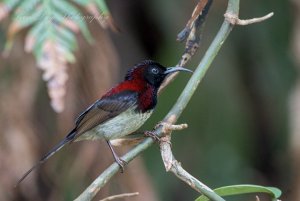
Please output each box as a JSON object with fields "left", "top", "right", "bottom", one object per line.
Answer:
{"left": 164, "top": 66, "right": 193, "bottom": 74}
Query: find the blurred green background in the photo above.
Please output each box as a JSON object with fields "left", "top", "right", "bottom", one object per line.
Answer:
{"left": 0, "top": 0, "right": 297, "bottom": 201}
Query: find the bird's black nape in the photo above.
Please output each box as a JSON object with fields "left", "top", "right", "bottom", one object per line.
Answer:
{"left": 124, "top": 60, "right": 165, "bottom": 81}
{"left": 143, "top": 63, "right": 168, "bottom": 88}
{"left": 125, "top": 60, "right": 167, "bottom": 87}
{"left": 125, "top": 60, "right": 192, "bottom": 88}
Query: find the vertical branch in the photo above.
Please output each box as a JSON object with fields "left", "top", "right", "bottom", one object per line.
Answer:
{"left": 159, "top": 0, "right": 213, "bottom": 93}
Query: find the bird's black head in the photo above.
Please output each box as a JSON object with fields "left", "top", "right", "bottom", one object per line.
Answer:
{"left": 142, "top": 61, "right": 168, "bottom": 88}
{"left": 125, "top": 60, "right": 192, "bottom": 88}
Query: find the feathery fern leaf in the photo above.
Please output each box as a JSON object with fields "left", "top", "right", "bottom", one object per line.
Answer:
{"left": 0, "top": 0, "right": 20, "bottom": 20}
{"left": 0, "top": 0, "right": 113, "bottom": 112}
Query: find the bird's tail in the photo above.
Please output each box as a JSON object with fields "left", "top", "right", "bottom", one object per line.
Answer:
{"left": 15, "top": 130, "right": 76, "bottom": 187}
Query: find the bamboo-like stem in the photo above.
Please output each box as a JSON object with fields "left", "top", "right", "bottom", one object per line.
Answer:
{"left": 74, "top": 0, "right": 273, "bottom": 200}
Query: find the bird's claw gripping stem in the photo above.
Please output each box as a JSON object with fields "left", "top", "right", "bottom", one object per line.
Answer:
{"left": 107, "top": 140, "right": 127, "bottom": 173}
{"left": 115, "top": 157, "right": 127, "bottom": 173}
{"left": 144, "top": 131, "right": 161, "bottom": 142}
{"left": 144, "top": 131, "right": 172, "bottom": 146}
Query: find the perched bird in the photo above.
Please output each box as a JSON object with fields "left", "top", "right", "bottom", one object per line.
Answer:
{"left": 16, "top": 60, "right": 192, "bottom": 186}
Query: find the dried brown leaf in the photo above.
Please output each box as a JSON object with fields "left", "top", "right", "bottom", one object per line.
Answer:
{"left": 177, "top": 0, "right": 209, "bottom": 42}
{"left": 106, "top": 15, "right": 120, "bottom": 33}
{"left": 7, "top": 21, "right": 22, "bottom": 38}
{"left": 62, "top": 18, "right": 80, "bottom": 32}
{"left": 24, "top": 34, "right": 35, "bottom": 52}
{"left": 86, "top": 3, "right": 108, "bottom": 28}
{"left": 38, "top": 40, "right": 69, "bottom": 113}
{"left": 160, "top": 0, "right": 212, "bottom": 92}
{"left": 0, "top": 3, "right": 9, "bottom": 21}
{"left": 3, "top": 21, "right": 23, "bottom": 56}
{"left": 85, "top": 3, "right": 119, "bottom": 32}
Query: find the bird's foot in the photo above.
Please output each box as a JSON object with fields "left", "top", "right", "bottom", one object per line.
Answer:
{"left": 115, "top": 157, "right": 127, "bottom": 173}
{"left": 144, "top": 131, "right": 172, "bottom": 146}
{"left": 154, "top": 121, "right": 164, "bottom": 129}
{"left": 144, "top": 131, "right": 162, "bottom": 143}
{"left": 107, "top": 140, "right": 128, "bottom": 173}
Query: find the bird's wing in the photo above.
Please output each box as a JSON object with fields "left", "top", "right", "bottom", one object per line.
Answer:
{"left": 15, "top": 91, "right": 138, "bottom": 186}
{"left": 71, "top": 90, "right": 138, "bottom": 138}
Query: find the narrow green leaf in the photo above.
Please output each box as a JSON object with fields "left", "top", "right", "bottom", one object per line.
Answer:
{"left": 72, "top": 0, "right": 93, "bottom": 6}
{"left": 195, "top": 185, "right": 281, "bottom": 201}
{"left": 3, "top": 0, "right": 21, "bottom": 11}
{"left": 26, "top": 21, "right": 46, "bottom": 53}
{"left": 32, "top": 26, "right": 48, "bottom": 60}
{"left": 33, "top": 40, "right": 44, "bottom": 61}
{"left": 95, "top": 0, "right": 109, "bottom": 15}
{"left": 28, "top": 20, "right": 46, "bottom": 38}
{"left": 51, "top": 0, "right": 93, "bottom": 43}
{"left": 56, "top": 29, "right": 77, "bottom": 52}
{"left": 14, "top": 0, "right": 40, "bottom": 17}
{"left": 51, "top": 0, "right": 80, "bottom": 17}
{"left": 13, "top": 7, "right": 43, "bottom": 28}
{"left": 49, "top": 11, "right": 78, "bottom": 51}
{"left": 3, "top": 38, "right": 14, "bottom": 56}
{"left": 62, "top": 49, "right": 76, "bottom": 63}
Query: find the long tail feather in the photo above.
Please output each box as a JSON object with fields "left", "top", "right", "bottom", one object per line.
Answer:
{"left": 15, "top": 131, "right": 76, "bottom": 187}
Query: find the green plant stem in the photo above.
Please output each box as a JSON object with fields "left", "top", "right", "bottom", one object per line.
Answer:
{"left": 74, "top": 0, "right": 240, "bottom": 200}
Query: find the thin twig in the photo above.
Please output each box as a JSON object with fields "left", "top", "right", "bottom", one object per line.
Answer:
{"left": 224, "top": 12, "right": 273, "bottom": 25}
{"left": 99, "top": 192, "right": 139, "bottom": 201}
{"left": 160, "top": 122, "right": 188, "bottom": 134}
{"left": 158, "top": 0, "right": 213, "bottom": 93}
{"left": 74, "top": 0, "right": 273, "bottom": 200}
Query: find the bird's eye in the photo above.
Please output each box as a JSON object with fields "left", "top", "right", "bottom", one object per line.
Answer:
{"left": 151, "top": 68, "right": 159, "bottom": 74}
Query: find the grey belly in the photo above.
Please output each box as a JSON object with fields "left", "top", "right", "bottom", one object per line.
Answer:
{"left": 76, "top": 108, "right": 153, "bottom": 141}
